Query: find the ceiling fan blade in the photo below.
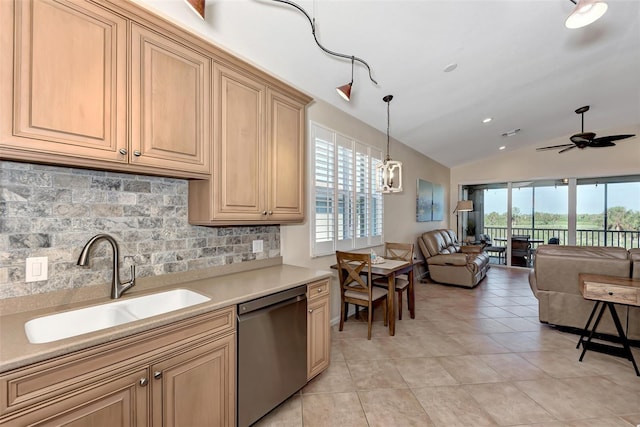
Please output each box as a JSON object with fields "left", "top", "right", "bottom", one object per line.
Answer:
{"left": 589, "top": 141, "right": 616, "bottom": 148}
{"left": 558, "top": 145, "right": 577, "bottom": 154}
{"left": 570, "top": 132, "right": 596, "bottom": 144}
{"left": 536, "top": 143, "right": 574, "bottom": 151}
{"left": 591, "top": 134, "right": 636, "bottom": 144}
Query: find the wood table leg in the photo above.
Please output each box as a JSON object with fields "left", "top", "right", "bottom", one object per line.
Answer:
{"left": 387, "top": 273, "right": 395, "bottom": 336}
{"left": 408, "top": 267, "right": 415, "bottom": 319}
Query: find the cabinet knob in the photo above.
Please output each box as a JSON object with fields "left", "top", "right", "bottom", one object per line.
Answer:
{"left": 133, "top": 150, "right": 141, "bottom": 157}
{"left": 317, "top": 288, "right": 322, "bottom": 293}
{"left": 154, "top": 371, "right": 163, "bottom": 379}
{"left": 308, "top": 309, "right": 313, "bottom": 313}
{"left": 262, "top": 211, "right": 268, "bottom": 215}
{"left": 119, "top": 148, "right": 127, "bottom": 155}
{"left": 139, "top": 378, "right": 149, "bottom": 387}
{"left": 268, "top": 211, "right": 273, "bottom": 215}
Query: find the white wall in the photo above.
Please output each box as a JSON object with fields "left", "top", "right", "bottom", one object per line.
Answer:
{"left": 281, "top": 99, "right": 450, "bottom": 322}
{"left": 451, "top": 125, "right": 640, "bottom": 185}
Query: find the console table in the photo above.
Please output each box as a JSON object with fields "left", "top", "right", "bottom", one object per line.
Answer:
{"left": 577, "top": 273, "right": 640, "bottom": 376}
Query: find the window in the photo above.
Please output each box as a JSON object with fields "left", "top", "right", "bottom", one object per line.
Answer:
{"left": 577, "top": 177, "right": 640, "bottom": 247}
{"left": 311, "top": 123, "right": 383, "bottom": 256}
{"left": 533, "top": 183, "right": 568, "bottom": 244}
{"left": 465, "top": 175, "right": 640, "bottom": 258}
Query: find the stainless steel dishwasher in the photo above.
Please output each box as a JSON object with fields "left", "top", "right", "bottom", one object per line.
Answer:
{"left": 237, "top": 285, "right": 307, "bottom": 427}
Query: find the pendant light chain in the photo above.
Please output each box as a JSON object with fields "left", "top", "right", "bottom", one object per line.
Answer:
{"left": 384, "top": 94, "right": 393, "bottom": 162}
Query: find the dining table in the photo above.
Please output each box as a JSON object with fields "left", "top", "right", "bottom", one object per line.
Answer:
{"left": 331, "top": 258, "right": 423, "bottom": 336}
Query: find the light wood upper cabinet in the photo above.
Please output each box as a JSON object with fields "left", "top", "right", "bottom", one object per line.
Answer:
{"left": 188, "top": 64, "right": 309, "bottom": 225}
{"left": 2, "top": 0, "right": 312, "bottom": 219}
{"left": 1, "top": 0, "right": 211, "bottom": 179}
{"left": 2, "top": 0, "right": 127, "bottom": 162}
{"left": 267, "top": 89, "right": 306, "bottom": 221}
{"left": 211, "top": 64, "right": 266, "bottom": 221}
{"left": 130, "top": 23, "right": 211, "bottom": 175}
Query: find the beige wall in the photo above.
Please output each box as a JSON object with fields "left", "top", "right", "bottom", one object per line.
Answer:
{"left": 450, "top": 124, "right": 640, "bottom": 228}
{"left": 281, "top": 99, "right": 450, "bottom": 322}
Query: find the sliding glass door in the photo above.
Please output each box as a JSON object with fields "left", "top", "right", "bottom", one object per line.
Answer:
{"left": 577, "top": 177, "right": 640, "bottom": 248}
{"left": 463, "top": 174, "right": 639, "bottom": 267}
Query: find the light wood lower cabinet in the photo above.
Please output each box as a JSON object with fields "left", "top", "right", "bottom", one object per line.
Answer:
{"left": 307, "top": 279, "right": 331, "bottom": 380}
{"left": 0, "top": 308, "right": 235, "bottom": 426}
{"left": 151, "top": 334, "right": 235, "bottom": 427}
{"left": 0, "top": 368, "right": 148, "bottom": 427}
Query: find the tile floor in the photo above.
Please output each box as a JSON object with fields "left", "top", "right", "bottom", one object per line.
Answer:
{"left": 254, "top": 267, "right": 640, "bottom": 427}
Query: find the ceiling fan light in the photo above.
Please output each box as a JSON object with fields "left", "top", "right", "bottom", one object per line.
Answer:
{"left": 565, "top": 0, "right": 608, "bottom": 29}
{"left": 336, "top": 82, "right": 352, "bottom": 101}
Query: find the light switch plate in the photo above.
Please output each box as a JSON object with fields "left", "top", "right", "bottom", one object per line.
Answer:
{"left": 252, "top": 240, "right": 263, "bottom": 253}
{"left": 26, "top": 257, "right": 48, "bottom": 282}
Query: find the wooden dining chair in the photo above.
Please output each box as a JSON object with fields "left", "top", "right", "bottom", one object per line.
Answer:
{"left": 373, "top": 242, "right": 414, "bottom": 320}
{"left": 336, "top": 251, "right": 388, "bottom": 340}
{"left": 511, "top": 236, "right": 531, "bottom": 267}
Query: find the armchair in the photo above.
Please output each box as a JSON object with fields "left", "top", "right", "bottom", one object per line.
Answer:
{"left": 418, "top": 229, "right": 490, "bottom": 288}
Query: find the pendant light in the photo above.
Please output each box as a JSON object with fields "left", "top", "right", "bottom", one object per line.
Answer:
{"left": 184, "top": 0, "right": 206, "bottom": 19}
{"left": 376, "top": 95, "right": 403, "bottom": 194}
{"left": 269, "top": 0, "right": 378, "bottom": 100}
{"left": 565, "top": 0, "right": 608, "bottom": 29}
{"left": 336, "top": 57, "right": 354, "bottom": 101}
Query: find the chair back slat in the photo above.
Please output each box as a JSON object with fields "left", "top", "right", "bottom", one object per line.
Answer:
{"left": 384, "top": 242, "right": 414, "bottom": 262}
{"left": 336, "top": 251, "right": 372, "bottom": 298}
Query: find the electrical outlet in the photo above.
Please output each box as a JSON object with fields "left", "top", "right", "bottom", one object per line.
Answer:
{"left": 252, "top": 240, "right": 263, "bottom": 253}
{"left": 26, "top": 257, "right": 48, "bottom": 282}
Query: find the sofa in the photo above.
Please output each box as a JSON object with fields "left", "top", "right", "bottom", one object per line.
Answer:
{"left": 418, "top": 229, "right": 490, "bottom": 288}
{"left": 529, "top": 245, "right": 640, "bottom": 340}
{"left": 631, "top": 248, "right": 640, "bottom": 280}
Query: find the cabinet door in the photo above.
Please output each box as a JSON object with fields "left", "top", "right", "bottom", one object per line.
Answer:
{"left": 307, "top": 280, "right": 330, "bottom": 380}
{"left": 307, "top": 296, "right": 330, "bottom": 380}
{"left": 1, "top": 369, "right": 148, "bottom": 427}
{"left": 151, "top": 334, "right": 235, "bottom": 427}
{"left": 212, "top": 64, "right": 266, "bottom": 220}
{"left": 266, "top": 89, "right": 306, "bottom": 222}
{"left": 3, "top": 0, "right": 127, "bottom": 162}
{"left": 130, "top": 23, "right": 211, "bottom": 175}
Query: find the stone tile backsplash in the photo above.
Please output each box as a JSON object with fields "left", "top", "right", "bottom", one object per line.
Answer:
{"left": 0, "top": 161, "right": 280, "bottom": 299}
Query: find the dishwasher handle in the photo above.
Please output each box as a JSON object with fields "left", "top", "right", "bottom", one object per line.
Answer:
{"left": 237, "top": 284, "right": 307, "bottom": 316}
{"left": 237, "top": 294, "right": 306, "bottom": 323}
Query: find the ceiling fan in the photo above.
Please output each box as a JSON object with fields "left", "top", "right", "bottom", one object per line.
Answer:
{"left": 536, "top": 105, "right": 636, "bottom": 154}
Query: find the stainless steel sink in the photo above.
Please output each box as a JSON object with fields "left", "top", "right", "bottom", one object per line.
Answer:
{"left": 24, "top": 289, "right": 210, "bottom": 344}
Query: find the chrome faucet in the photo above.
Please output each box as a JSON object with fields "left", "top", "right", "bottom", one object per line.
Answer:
{"left": 77, "top": 234, "right": 135, "bottom": 299}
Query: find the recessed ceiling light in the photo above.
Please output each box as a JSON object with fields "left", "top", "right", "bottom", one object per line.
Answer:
{"left": 501, "top": 128, "right": 521, "bottom": 137}
{"left": 443, "top": 63, "right": 458, "bottom": 73}
{"left": 499, "top": 146, "right": 506, "bottom": 150}
{"left": 482, "top": 117, "right": 493, "bottom": 124}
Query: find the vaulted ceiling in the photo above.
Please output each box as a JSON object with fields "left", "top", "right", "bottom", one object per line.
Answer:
{"left": 137, "top": 0, "right": 640, "bottom": 168}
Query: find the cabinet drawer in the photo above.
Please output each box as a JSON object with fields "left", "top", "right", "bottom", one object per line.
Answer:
{"left": 582, "top": 284, "right": 638, "bottom": 305}
{"left": 307, "top": 279, "right": 330, "bottom": 301}
{"left": 0, "top": 306, "right": 235, "bottom": 417}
